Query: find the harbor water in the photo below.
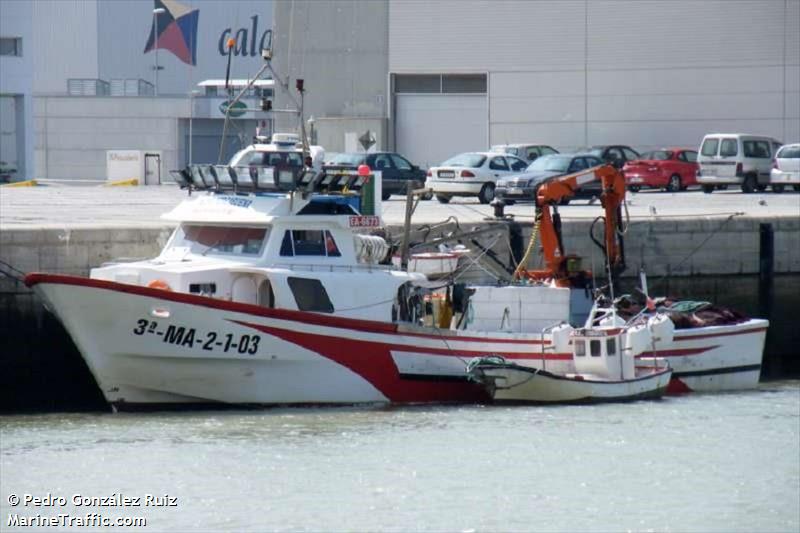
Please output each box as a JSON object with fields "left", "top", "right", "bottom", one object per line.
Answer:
{"left": 2, "top": 384, "right": 798, "bottom": 532}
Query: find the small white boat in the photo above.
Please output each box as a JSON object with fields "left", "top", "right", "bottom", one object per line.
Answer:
{"left": 391, "top": 246, "right": 469, "bottom": 278}
{"left": 468, "top": 309, "right": 674, "bottom": 404}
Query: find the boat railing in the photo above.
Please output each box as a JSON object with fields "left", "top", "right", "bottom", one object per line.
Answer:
{"left": 170, "top": 164, "right": 370, "bottom": 195}
{"left": 272, "top": 262, "right": 394, "bottom": 273}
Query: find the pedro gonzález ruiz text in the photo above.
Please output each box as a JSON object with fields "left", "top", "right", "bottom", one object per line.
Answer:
{"left": 10, "top": 492, "right": 178, "bottom": 508}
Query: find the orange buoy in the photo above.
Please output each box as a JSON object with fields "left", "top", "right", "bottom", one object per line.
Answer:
{"left": 147, "top": 279, "right": 172, "bottom": 291}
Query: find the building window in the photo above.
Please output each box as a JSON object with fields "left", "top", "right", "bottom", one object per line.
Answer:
{"left": 0, "top": 37, "right": 22, "bottom": 57}
{"left": 442, "top": 74, "right": 486, "bottom": 93}
{"left": 394, "top": 73, "right": 487, "bottom": 94}
{"left": 287, "top": 277, "right": 334, "bottom": 313}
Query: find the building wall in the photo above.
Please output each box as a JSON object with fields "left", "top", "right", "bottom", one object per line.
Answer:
{"left": 272, "top": 0, "right": 389, "bottom": 152}
{"left": 31, "top": 0, "right": 99, "bottom": 95}
{"left": 390, "top": 0, "right": 800, "bottom": 161}
{"left": 34, "top": 96, "right": 188, "bottom": 180}
{"left": 1, "top": 0, "right": 35, "bottom": 181}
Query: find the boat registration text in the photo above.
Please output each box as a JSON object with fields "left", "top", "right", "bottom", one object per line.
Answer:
{"left": 132, "top": 318, "right": 260, "bottom": 355}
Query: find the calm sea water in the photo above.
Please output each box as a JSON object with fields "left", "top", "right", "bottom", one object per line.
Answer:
{"left": 1, "top": 383, "right": 798, "bottom": 533}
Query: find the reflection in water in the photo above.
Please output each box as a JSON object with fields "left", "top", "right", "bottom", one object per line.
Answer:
{"left": 2, "top": 384, "right": 798, "bottom": 532}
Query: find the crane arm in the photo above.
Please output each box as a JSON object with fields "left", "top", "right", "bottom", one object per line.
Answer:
{"left": 520, "top": 164, "right": 626, "bottom": 285}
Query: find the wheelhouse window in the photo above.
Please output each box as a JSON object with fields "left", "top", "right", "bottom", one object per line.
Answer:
{"left": 590, "top": 340, "right": 602, "bottom": 357}
{"left": 172, "top": 225, "right": 268, "bottom": 257}
{"left": 280, "top": 230, "right": 341, "bottom": 257}
{"left": 288, "top": 277, "right": 334, "bottom": 313}
{"left": 574, "top": 340, "right": 586, "bottom": 357}
{"left": 606, "top": 337, "right": 616, "bottom": 356}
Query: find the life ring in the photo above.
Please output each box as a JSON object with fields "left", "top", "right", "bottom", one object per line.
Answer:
{"left": 147, "top": 279, "right": 172, "bottom": 291}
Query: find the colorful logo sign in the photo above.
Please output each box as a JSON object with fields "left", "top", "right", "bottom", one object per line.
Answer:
{"left": 219, "top": 100, "right": 247, "bottom": 118}
{"left": 144, "top": 0, "right": 199, "bottom": 66}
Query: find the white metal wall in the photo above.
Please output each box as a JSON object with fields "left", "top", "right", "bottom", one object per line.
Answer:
{"left": 390, "top": 0, "right": 800, "bottom": 153}
{"left": 395, "top": 94, "right": 487, "bottom": 168}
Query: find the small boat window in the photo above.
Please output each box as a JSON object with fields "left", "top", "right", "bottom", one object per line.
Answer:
{"left": 590, "top": 340, "right": 602, "bottom": 357}
{"left": 606, "top": 337, "right": 616, "bottom": 356}
{"left": 173, "top": 225, "right": 268, "bottom": 256}
{"left": 279, "top": 230, "right": 341, "bottom": 257}
{"left": 287, "top": 277, "right": 334, "bottom": 313}
{"left": 574, "top": 340, "right": 586, "bottom": 357}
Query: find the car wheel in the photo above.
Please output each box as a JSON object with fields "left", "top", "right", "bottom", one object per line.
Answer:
{"left": 381, "top": 191, "right": 392, "bottom": 201}
{"left": 702, "top": 185, "right": 714, "bottom": 194}
{"left": 666, "top": 174, "right": 681, "bottom": 192}
{"left": 478, "top": 183, "right": 495, "bottom": 204}
{"left": 772, "top": 184, "right": 785, "bottom": 193}
{"left": 628, "top": 185, "right": 641, "bottom": 193}
{"left": 741, "top": 175, "right": 757, "bottom": 193}
{"left": 436, "top": 194, "right": 451, "bottom": 204}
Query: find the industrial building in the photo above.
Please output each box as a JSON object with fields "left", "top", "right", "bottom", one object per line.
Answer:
{"left": 0, "top": 0, "right": 797, "bottom": 181}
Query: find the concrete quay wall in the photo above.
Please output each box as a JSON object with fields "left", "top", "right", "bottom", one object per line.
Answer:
{"left": 1, "top": 215, "right": 797, "bottom": 284}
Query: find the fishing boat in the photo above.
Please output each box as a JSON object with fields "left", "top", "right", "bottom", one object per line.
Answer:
{"left": 467, "top": 305, "right": 674, "bottom": 404}
{"left": 24, "top": 160, "right": 767, "bottom": 410}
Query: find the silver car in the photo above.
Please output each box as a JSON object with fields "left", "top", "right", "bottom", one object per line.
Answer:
{"left": 769, "top": 143, "right": 800, "bottom": 193}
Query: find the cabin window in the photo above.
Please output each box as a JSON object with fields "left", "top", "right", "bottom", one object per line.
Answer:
{"left": 574, "top": 340, "right": 586, "bottom": 357}
{"left": 173, "top": 225, "right": 268, "bottom": 257}
{"left": 279, "top": 230, "right": 341, "bottom": 257}
{"left": 590, "top": 340, "right": 602, "bottom": 357}
{"left": 606, "top": 337, "right": 616, "bottom": 356}
{"left": 288, "top": 277, "right": 334, "bottom": 313}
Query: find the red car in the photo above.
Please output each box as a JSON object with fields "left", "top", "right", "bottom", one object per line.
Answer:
{"left": 623, "top": 148, "right": 699, "bottom": 192}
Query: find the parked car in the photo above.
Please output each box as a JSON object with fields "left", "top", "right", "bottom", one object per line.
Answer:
{"left": 622, "top": 148, "right": 699, "bottom": 192}
{"left": 696, "top": 133, "right": 783, "bottom": 193}
{"left": 770, "top": 143, "right": 800, "bottom": 193}
{"left": 0, "top": 161, "right": 17, "bottom": 183}
{"left": 496, "top": 153, "right": 604, "bottom": 204}
{"left": 425, "top": 152, "right": 528, "bottom": 204}
{"left": 581, "top": 145, "right": 640, "bottom": 169}
{"left": 490, "top": 143, "right": 559, "bottom": 162}
{"left": 324, "top": 152, "right": 427, "bottom": 200}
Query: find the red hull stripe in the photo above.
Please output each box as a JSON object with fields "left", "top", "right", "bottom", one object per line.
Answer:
{"left": 637, "top": 346, "right": 717, "bottom": 358}
{"left": 673, "top": 327, "right": 767, "bottom": 341}
{"left": 233, "top": 320, "right": 490, "bottom": 403}
{"left": 232, "top": 319, "right": 572, "bottom": 360}
{"left": 24, "top": 273, "right": 546, "bottom": 345}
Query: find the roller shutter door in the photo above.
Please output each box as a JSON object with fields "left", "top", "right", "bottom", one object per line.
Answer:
{"left": 395, "top": 94, "right": 487, "bottom": 169}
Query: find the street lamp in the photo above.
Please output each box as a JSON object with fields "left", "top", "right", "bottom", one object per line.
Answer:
{"left": 188, "top": 89, "right": 200, "bottom": 165}
{"left": 152, "top": 7, "right": 166, "bottom": 96}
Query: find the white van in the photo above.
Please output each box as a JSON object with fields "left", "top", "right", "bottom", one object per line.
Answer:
{"left": 696, "top": 134, "right": 782, "bottom": 193}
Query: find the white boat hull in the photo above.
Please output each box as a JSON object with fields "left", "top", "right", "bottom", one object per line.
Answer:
{"left": 26, "top": 274, "right": 769, "bottom": 408}
{"left": 473, "top": 364, "right": 673, "bottom": 403}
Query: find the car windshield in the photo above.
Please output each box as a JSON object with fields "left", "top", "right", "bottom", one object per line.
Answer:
{"left": 525, "top": 155, "right": 571, "bottom": 173}
{"left": 325, "top": 153, "right": 365, "bottom": 166}
{"left": 777, "top": 145, "right": 800, "bottom": 158}
{"left": 441, "top": 153, "right": 487, "bottom": 167}
{"left": 639, "top": 150, "right": 673, "bottom": 161}
{"left": 229, "top": 150, "right": 303, "bottom": 167}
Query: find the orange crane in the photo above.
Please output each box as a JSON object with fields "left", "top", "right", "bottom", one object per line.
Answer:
{"left": 513, "top": 164, "right": 627, "bottom": 287}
